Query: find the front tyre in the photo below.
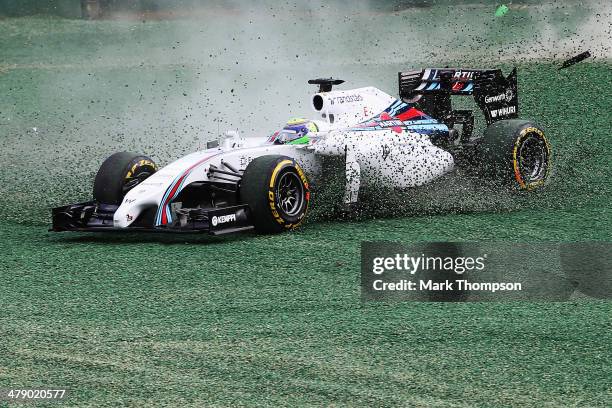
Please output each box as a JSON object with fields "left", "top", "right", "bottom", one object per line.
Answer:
{"left": 479, "top": 119, "right": 551, "bottom": 191}
{"left": 240, "top": 155, "right": 310, "bottom": 233}
{"left": 93, "top": 152, "right": 157, "bottom": 205}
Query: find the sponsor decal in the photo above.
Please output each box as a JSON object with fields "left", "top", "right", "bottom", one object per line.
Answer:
{"left": 329, "top": 94, "right": 363, "bottom": 105}
{"left": 268, "top": 190, "right": 284, "bottom": 225}
{"left": 452, "top": 81, "right": 466, "bottom": 91}
{"left": 295, "top": 165, "right": 309, "bottom": 189}
{"left": 359, "top": 115, "right": 405, "bottom": 134}
{"left": 125, "top": 159, "right": 157, "bottom": 179}
{"left": 211, "top": 213, "right": 236, "bottom": 227}
{"left": 378, "top": 120, "right": 404, "bottom": 127}
{"left": 239, "top": 156, "right": 253, "bottom": 169}
{"left": 126, "top": 214, "right": 134, "bottom": 222}
{"left": 485, "top": 89, "right": 514, "bottom": 104}
{"left": 267, "top": 160, "right": 309, "bottom": 228}
{"left": 268, "top": 161, "right": 292, "bottom": 225}
{"left": 490, "top": 106, "right": 517, "bottom": 118}
{"left": 453, "top": 70, "right": 475, "bottom": 80}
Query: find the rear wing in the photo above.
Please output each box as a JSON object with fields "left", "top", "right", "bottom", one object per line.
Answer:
{"left": 398, "top": 68, "right": 519, "bottom": 125}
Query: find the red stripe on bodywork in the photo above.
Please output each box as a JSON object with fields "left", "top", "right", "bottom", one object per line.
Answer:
{"left": 161, "top": 174, "right": 188, "bottom": 224}
{"left": 159, "top": 153, "right": 219, "bottom": 225}
{"left": 397, "top": 107, "right": 425, "bottom": 121}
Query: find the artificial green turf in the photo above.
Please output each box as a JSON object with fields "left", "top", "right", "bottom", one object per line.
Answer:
{"left": 1, "top": 219, "right": 611, "bottom": 407}
{"left": 0, "top": 3, "right": 611, "bottom": 407}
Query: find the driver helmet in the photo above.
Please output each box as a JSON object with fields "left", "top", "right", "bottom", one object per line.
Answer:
{"left": 269, "top": 118, "right": 318, "bottom": 145}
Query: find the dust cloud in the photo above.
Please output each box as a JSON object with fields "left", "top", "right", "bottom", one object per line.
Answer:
{"left": 0, "top": 0, "right": 609, "bottom": 224}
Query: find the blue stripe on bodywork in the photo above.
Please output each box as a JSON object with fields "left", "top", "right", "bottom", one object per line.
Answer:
{"left": 349, "top": 123, "right": 447, "bottom": 133}
{"left": 384, "top": 99, "right": 402, "bottom": 115}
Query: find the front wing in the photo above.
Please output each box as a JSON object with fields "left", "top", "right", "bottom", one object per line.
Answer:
{"left": 51, "top": 202, "right": 254, "bottom": 235}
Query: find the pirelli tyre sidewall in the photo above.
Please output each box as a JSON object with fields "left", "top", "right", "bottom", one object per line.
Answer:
{"left": 240, "top": 155, "right": 310, "bottom": 233}
{"left": 479, "top": 119, "right": 551, "bottom": 191}
{"left": 93, "top": 152, "right": 158, "bottom": 205}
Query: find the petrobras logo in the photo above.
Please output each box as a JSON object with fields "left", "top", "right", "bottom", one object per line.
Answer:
{"left": 490, "top": 105, "right": 517, "bottom": 118}
{"left": 485, "top": 89, "right": 514, "bottom": 104}
{"left": 211, "top": 213, "right": 236, "bottom": 227}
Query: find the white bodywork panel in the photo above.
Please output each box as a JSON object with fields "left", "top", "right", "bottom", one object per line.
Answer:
{"left": 310, "top": 86, "right": 397, "bottom": 128}
{"left": 312, "top": 129, "right": 453, "bottom": 189}
{"left": 114, "top": 86, "right": 454, "bottom": 228}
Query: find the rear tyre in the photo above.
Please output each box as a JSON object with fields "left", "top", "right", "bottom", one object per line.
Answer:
{"left": 240, "top": 155, "right": 310, "bottom": 233}
{"left": 93, "top": 152, "right": 157, "bottom": 205}
{"left": 478, "top": 119, "right": 551, "bottom": 191}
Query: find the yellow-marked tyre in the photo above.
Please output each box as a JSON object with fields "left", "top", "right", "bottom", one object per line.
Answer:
{"left": 479, "top": 120, "right": 551, "bottom": 191}
{"left": 93, "top": 152, "right": 157, "bottom": 205}
{"left": 240, "top": 155, "right": 310, "bottom": 234}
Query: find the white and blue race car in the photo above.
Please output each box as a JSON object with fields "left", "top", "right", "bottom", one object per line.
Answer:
{"left": 52, "top": 68, "right": 551, "bottom": 234}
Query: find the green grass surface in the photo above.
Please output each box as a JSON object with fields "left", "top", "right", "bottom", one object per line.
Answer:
{"left": 2, "top": 220, "right": 611, "bottom": 407}
{"left": 0, "top": 3, "right": 611, "bottom": 407}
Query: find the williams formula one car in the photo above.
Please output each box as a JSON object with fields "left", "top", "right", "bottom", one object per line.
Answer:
{"left": 52, "top": 67, "right": 551, "bottom": 235}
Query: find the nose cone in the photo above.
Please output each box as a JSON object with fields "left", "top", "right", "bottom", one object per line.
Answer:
{"left": 112, "top": 188, "right": 160, "bottom": 228}
{"left": 113, "top": 202, "right": 137, "bottom": 228}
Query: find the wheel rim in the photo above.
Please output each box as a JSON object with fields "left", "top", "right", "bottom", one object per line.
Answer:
{"left": 517, "top": 133, "right": 548, "bottom": 184}
{"left": 275, "top": 171, "right": 304, "bottom": 217}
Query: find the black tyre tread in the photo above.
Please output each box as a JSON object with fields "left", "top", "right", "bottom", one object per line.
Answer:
{"left": 480, "top": 119, "right": 533, "bottom": 165}
{"left": 240, "top": 155, "right": 308, "bottom": 234}
{"left": 479, "top": 119, "right": 549, "bottom": 189}
{"left": 93, "top": 152, "right": 154, "bottom": 205}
